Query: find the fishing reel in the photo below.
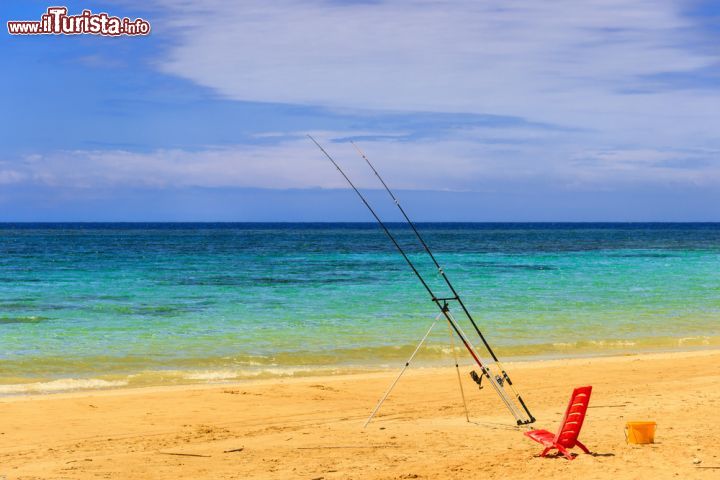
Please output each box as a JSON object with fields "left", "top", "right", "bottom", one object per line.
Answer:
{"left": 469, "top": 370, "right": 483, "bottom": 390}
{"left": 470, "top": 369, "right": 506, "bottom": 389}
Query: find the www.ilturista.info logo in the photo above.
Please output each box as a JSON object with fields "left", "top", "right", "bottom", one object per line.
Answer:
{"left": 7, "top": 7, "right": 150, "bottom": 36}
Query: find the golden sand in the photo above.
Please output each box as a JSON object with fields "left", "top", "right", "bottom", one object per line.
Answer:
{"left": 1, "top": 350, "right": 718, "bottom": 479}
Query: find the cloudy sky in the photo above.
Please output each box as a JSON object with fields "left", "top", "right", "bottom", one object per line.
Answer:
{"left": 2, "top": 0, "right": 719, "bottom": 221}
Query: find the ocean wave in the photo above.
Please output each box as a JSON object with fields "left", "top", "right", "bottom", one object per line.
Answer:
{"left": 181, "top": 366, "right": 341, "bottom": 381}
{"left": 0, "top": 315, "right": 49, "bottom": 324}
{"left": 586, "top": 340, "right": 637, "bottom": 347}
{"left": 0, "top": 378, "right": 128, "bottom": 395}
{"left": 677, "top": 336, "right": 712, "bottom": 346}
{"left": 183, "top": 370, "right": 239, "bottom": 381}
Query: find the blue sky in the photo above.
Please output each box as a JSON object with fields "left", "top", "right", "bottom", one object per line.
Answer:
{"left": 1, "top": 0, "right": 719, "bottom": 221}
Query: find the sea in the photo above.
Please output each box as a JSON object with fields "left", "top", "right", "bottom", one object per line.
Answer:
{"left": 1, "top": 223, "right": 719, "bottom": 394}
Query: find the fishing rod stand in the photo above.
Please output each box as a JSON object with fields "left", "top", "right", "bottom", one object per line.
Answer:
{"left": 363, "top": 314, "right": 470, "bottom": 428}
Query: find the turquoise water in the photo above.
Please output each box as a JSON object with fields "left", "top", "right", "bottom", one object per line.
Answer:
{"left": 1, "top": 223, "right": 719, "bottom": 393}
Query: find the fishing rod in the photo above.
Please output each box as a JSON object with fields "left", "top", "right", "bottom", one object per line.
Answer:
{"left": 308, "top": 135, "right": 534, "bottom": 425}
{"left": 350, "top": 141, "right": 536, "bottom": 423}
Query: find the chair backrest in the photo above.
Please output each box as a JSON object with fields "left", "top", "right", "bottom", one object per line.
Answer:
{"left": 554, "top": 386, "right": 592, "bottom": 448}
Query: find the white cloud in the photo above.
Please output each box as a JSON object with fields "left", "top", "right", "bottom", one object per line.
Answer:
{"left": 0, "top": 170, "right": 26, "bottom": 185}
{"left": 7, "top": 132, "right": 719, "bottom": 191}
{"left": 152, "top": 0, "right": 720, "bottom": 148}
{"left": 10, "top": 1, "right": 719, "bottom": 195}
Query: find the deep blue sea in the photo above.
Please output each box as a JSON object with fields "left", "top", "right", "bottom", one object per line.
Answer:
{"left": 1, "top": 223, "right": 719, "bottom": 394}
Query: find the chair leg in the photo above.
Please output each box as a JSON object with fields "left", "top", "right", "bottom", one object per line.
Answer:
{"left": 575, "top": 440, "right": 590, "bottom": 454}
{"left": 540, "top": 447, "right": 552, "bottom": 457}
{"left": 556, "top": 445, "right": 575, "bottom": 461}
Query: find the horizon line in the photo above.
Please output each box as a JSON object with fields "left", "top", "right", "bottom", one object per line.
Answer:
{"left": 1, "top": 221, "right": 719, "bottom": 225}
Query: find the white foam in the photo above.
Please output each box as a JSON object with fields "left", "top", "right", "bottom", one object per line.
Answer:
{"left": 183, "top": 370, "right": 239, "bottom": 381}
{"left": 587, "top": 340, "right": 637, "bottom": 347}
{"left": 677, "top": 336, "right": 711, "bottom": 346}
{"left": 0, "top": 378, "right": 128, "bottom": 395}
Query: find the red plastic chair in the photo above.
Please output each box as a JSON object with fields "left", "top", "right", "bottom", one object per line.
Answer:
{"left": 524, "top": 386, "right": 592, "bottom": 460}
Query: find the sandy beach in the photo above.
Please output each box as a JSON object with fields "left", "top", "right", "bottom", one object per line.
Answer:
{"left": 1, "top": 349, "right": 718, "bottom": 479}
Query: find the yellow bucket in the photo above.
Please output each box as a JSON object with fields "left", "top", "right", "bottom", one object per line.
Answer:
{"left": 625, "top": 421, "right": 656, "bottom": 444}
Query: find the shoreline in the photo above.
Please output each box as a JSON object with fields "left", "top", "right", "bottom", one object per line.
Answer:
{"left": 3, "top": 348, "right": 719, "bottom": 399}
{"left": 2, "top": 345, "right": 720, "bottom": 398}
{"left": 2, "top": 348, "right": 718, "bottom": 478}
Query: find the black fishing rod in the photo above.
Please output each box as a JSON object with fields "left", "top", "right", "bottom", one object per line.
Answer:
{"left": 350, "top": 142, "right": 535, "bottom": 423}
{"left": 350, "top": 142, "right": 496, "bottom": 355}
{"left": 308, "top": 135, "right": 534, "bottom": 425}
